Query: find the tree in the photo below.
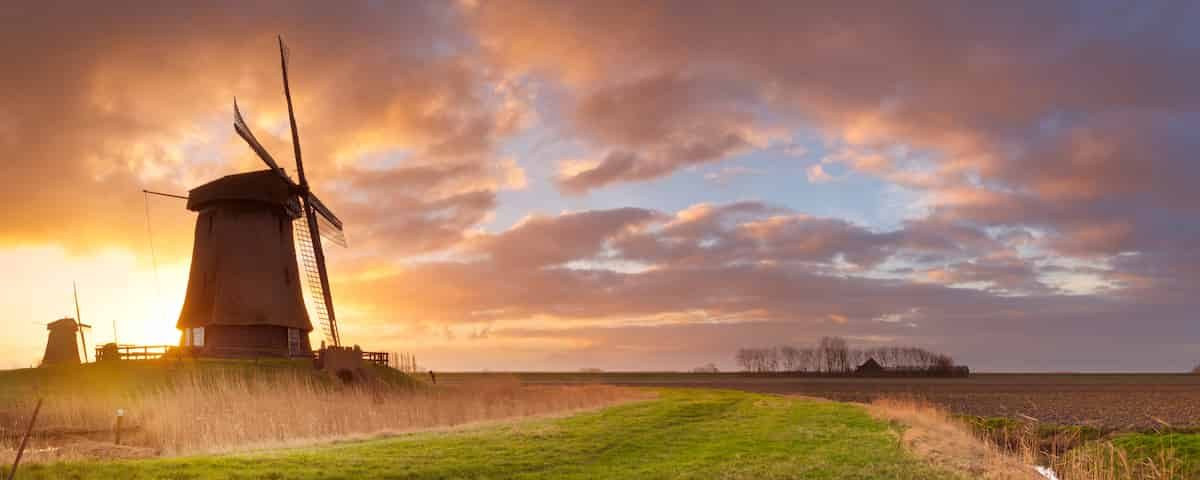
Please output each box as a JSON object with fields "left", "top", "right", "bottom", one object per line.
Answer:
{"left": 737, "top": 339, "right": 958, "bottom": 376}
{"left": 780, "top": 345, "right": 800, "bottom": 372}
{"left": 932, "top": 354, "right": 954, "bottom": 370}
{"left": 818, "top": 336, "right": 849, "bottom": 373}
{"left": 797, "top": 348, "right": 815, "bottom": 372}
{"left": 735, "top": 348, "right": 753, "bottom": 372}
{"left": 765, "top": 347, "right": 780, "bottom": 373}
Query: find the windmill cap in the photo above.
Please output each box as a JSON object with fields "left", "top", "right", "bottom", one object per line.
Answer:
{"left": 187, "top": 170, "right": 297, "bottom": 213}
{"left": 47, "top": 318, "right": 78, "bottom": 331}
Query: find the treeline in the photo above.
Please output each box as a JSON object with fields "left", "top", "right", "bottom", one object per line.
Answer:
{"left": 735, "top": 336, "right": 961, "bottom": 375}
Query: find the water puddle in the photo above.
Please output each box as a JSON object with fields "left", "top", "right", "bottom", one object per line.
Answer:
{"left": 1033, "top": 465, "right": 1060, "bottom": 480}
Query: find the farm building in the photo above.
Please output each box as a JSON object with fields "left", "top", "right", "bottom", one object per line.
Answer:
{"left": 854, "top": 358, "right": 885, "bottom": 375}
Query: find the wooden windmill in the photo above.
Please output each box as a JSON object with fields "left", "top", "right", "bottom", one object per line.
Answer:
{"left": 39, "top": 283, "right": 92, "bottom": 366}
{"left": 176, "top": 36, "right": 346, "bottom": 357}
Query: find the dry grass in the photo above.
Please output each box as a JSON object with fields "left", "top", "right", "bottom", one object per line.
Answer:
{"left": 0, "top": 369, "right": 650, "bottom": 464}
{"left": 869, "top": 397, "right": 1042, "bottom": 480}
{"left": 871, "top": 397, "right": 1196, "bottom": 480}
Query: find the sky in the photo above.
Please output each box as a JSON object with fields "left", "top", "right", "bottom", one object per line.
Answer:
{"left": 1, "top": 1, "right": 1198, "bottom": 372}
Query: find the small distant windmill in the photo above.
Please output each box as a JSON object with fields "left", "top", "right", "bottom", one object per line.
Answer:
{"left": 176, "top": 36, "right": 346, "bottom": 357}
{"left": 38, "top": 283, "right": 92, "bottom": 366}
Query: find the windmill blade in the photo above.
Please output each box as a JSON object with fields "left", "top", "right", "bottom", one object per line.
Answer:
{"left": 74, "top": 282, "right": 88, "bottom": 363}
{"left": 278, "top": 35, "right": 309, "bottom": 188}
{"left": 279, "top": 34, "right": 290, "bottom": 68}
{"left": 306, "top": 193, "right": 343, "bottom": 229}
{"left": 234, "top": 100, "right": 297, "bottom": 187}
{"left": 315, "top": 213, "right": 347, "bottom": 247}
{"left": 306, "top": 193, "right": 346, "bottom": 247}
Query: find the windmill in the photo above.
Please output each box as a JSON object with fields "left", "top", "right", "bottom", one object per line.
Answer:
{"left": 38, "top": 283, "right": 92, "bottom": 366}
{"left": 175, "top": 36, "right": 346, "bottom": 357}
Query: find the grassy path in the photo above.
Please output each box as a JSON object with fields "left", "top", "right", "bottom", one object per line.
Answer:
{"left": 15, "top": 389, "right": 962, "bottom": 479}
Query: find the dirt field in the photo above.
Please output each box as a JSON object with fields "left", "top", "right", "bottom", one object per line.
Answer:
{"left": 442, "top": 372, "right": 1200, "bottom": 430}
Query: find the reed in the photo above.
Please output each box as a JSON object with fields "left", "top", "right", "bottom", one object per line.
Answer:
{"left": 0, "top": 369, "right": 649, "bottom": 462}
{"left": 872, "top": 396, "right": 1194, "bottom": 480}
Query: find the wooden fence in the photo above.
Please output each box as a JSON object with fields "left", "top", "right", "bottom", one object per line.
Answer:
{"left": 95, "top": 344, "right": 394, "bottom": 367}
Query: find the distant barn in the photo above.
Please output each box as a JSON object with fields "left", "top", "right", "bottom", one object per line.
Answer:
{"left": 854, "top": 358, "right": 885, "bottom": 375}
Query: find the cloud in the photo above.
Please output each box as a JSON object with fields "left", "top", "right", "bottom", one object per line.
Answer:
{"left": 345, "top": 201, "right": 1037, "bottom": 325}
{"left": 471, "top": 0, "right": 1200, "bottom": 265}
{"left": 704, "top": 166, "right": 765, "bottom": 184}
{"left": 806, "top": 164, "right": 834, "bottom": 184}
{"left": 548, "top": 71, "right": 777, "bottom": 193}
{"left": 468, "top": 207, "right": 662, "bottom": 268}
{"left": 6, "top": 2, "right": 1200, "bottom": 371}
{"left": 0, "top": 2, "right": 524, "bottom": 258}
{"left": 337, "top": 159, "right": 526, "bottom": 256}
{"left": 328, "top": 197, "right": 1200, "bottom": 370}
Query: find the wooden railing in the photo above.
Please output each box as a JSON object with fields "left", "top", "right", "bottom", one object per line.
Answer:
{"left": 310, "top": 349, "right": 390, "bottom": 367}
{"left": 94, "top": 344, "right": 392, "bottom": 367}
{"left": 361, "top": 351, "right": 388, "bottom": 367}
{"left": 95, "top": 345, "right": 173, "bottom": 361}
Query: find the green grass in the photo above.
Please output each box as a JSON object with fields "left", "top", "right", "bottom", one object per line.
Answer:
{"left": 1111, "top": 432, "right": 1200, "bottom": 461}
{"left": 1103, "top": 432, "right": 1200, "bottom": 476}
{"left": 10, "top": 389, "right": 963, "bottom": 480}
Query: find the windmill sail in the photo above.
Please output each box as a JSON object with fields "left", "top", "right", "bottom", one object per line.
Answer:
{"left": 294, "top": 215, "right": 338, "bottom": 347}
{"left": 308, "top": 193, "right": 346, "bottom": 247}
{"left": 223, "top": 35, "right": 345, "bottom": 349}
{"left": 314, "top": 211, "right": 347, "bottom": 247}
{"left": 276, "top": 35, "right": 343, "bottom": 347}
{"left": 234, "top": 101, "right": 292, "bottom": 184}
{"left": 73, "top": 282, "right": 88, "bottom": 363}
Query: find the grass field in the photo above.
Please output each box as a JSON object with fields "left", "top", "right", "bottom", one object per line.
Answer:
{"left": 444, "top": 372, "right": 1200, "bottom": 429}
{"left": 5, "top": 367, "right": 1198, "bottom": 479}
{"left": 442, "top": 372, "right": 1200, "bottom": 479}
{"left": 8, "top": 389, "right": 966, "bottom": 480}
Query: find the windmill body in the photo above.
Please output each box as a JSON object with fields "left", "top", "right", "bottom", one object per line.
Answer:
{"left": 176, "top": 170, "right": 314, "bottom": 357}
{"left": 41, "top": 318, "right": 82, "bottom": 366}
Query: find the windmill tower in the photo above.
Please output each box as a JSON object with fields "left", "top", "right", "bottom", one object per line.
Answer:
{"left": 41, "top": 319, "right": 86, "bottom": 366}
{"left": 176, "top": 36, "right": 346, "bottom": 358}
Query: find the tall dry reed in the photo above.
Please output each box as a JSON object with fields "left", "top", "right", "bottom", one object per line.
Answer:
{"left": 869, "top": 397, "right": 1041, "bottom": 480}
{"left": 0, "top": 370, "right": 649, "bottom": 461}
{"left": 872, "top": 397, "right": 1194, "bottom": 480}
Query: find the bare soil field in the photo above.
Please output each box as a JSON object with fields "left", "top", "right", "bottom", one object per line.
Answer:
{"left": 442, "top": 372, "right": 1200, "bottom": 430}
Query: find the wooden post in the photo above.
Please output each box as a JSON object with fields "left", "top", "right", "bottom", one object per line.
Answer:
{"left": 114, "top": 408, "right": 125, "bottom": 445}
{"left": 8, "top": 398, "right": 43, "bottom": 480}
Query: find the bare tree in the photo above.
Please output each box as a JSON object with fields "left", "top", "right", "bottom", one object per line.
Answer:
{"left": 737, "top": 339, "right": 958, "bottom": 375}
{"left": 779, "top": 346, "right": 800, "bottom": 372}
{"left": 818, "top": 336, "right": 850, "bottom": 373}
{"left": 735, "top": 348, "right": 753, "bottom": 372}
{"left": 797, "top": 348, "right": 815, "bottom": 372}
